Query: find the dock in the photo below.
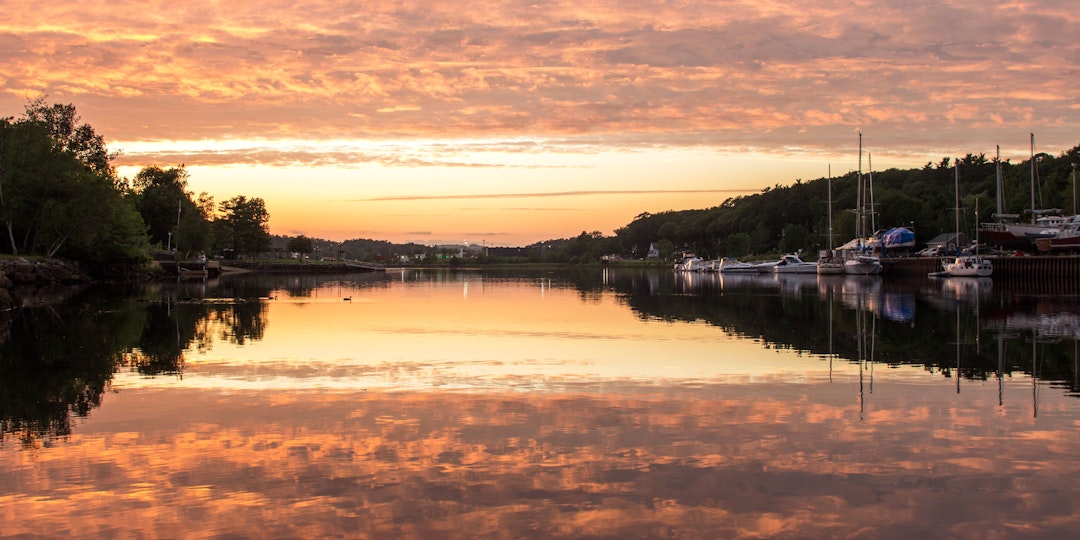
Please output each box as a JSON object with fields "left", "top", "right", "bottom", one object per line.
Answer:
{"left": 884, "top": 255, "right": 1080, "bottom": 283}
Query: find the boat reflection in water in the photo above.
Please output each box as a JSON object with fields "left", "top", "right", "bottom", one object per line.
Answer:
{"left": 1, "top": 269, "right": 1079, "bottom": 538}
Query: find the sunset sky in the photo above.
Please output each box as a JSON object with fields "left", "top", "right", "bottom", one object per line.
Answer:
{"left": 3, "top": 0, "right": 1078, "bottom": 246}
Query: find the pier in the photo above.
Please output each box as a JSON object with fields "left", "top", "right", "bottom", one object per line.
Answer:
{"left": 219, "top": 259, "right": 386, "bottom": 274}
{"left": 885, "top": 255, "right": 1080, "bottom": 283}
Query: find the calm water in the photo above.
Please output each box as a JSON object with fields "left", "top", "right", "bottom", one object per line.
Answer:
{"left": 2, "top": 268, "right": 1079, "bottom": 538}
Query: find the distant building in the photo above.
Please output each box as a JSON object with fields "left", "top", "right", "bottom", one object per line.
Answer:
{"left": 647, "top": 243, "right": 661, "bottom": 258}
{"left": 926, "top": 232, "right": 966, "bottom": 250}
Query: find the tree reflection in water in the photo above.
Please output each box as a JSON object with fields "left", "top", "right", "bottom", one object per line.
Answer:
{"left": 2, "top": 269, "right": 1078, "bottom": 450}
{"left": 0, "top": 281, "right": 270, "bottom": 448}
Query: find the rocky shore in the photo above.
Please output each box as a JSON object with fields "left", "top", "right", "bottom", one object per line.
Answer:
{"left": 0, "top": 257, "right": 92, "bottom": 311}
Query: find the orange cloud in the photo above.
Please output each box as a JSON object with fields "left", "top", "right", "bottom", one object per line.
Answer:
{"left": 1, "top": 0, "right": 1075, "bottom": 153}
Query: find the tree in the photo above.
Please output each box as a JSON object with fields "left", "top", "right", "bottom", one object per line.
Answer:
{"left": 286, "top": 235, "right": 314, "bottom": 258}
{"left": 215, "top": 196, "right": 271, "bottom": 258}
{"left": 723, "top": 232, "right": 751, "bottom": 257}
{"left": 0, "top": 112, "right": 148, "bottom": 266}
{"left": 22, "top": 97, "right": 116, "bottom": 180}
{"left": 132, "top": 166, "right": 212, "bottom": 255}
{"left": 778, "top": 224, "right": 811, "bottom": 254}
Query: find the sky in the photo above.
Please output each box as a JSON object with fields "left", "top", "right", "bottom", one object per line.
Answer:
{"left": 2, "top": 1, "right": 1078, "bottom": 246}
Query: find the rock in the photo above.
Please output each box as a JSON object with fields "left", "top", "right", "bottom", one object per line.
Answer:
{"left": 0, "top": 257, "right": 90, "bottom": 285}
{"left": 0, "top": 286, "right": 12, "bottom": 311}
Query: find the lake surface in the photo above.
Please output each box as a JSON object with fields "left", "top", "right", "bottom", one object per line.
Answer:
{"left": 2, "top": 268, "right": 1079, "bottom": 538}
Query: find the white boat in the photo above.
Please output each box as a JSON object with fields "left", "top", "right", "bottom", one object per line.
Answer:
{"left": 773, "top": 254, "right": 818, "bottom": 274}
{"left": 933, "top": 160, "right": 992, "bottom": 278}
{"left": 753, "top": 259, "right": 781, "bottom": 273}
{"left": 843, "top": 134, "right": 882, "bottom": 275}
{"left": 675, "top": 257, "right": 711, "bottom": 272}
{"left": 843, "top": 252, "right": 882, "bottom": 275}
{"left": 939, "top": 255, "right": 993, "bottom": 277}
{"left": 717, "top": 257, "right": 758, "bottom": 273}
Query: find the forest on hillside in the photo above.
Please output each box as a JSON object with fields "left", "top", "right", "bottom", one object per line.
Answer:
{"left": 610, "top": 145, "right": 1080, "bottom": 261}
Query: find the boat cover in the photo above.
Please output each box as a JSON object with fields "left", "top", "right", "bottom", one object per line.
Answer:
{"left": 882, "top": 227, "right": 915, "bottom": 248}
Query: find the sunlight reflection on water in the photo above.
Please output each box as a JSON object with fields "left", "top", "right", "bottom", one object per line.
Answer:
{"left": 2, "top": 270, "right": 1079, "bottom": 538}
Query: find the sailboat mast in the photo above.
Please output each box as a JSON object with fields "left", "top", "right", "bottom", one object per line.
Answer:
{"left": 827, "top": 165, "right": 834, "bottom": 250}
{"left": 1030, "top": 133, "right": 1036, "bottom": 224}
{"left": 868, "top": 153, "right": 876, "bottom": 234}
{"left": 857, "top": 132, "right": 864, "bottom": 241}
{"left": 995, "top": 145, "right": 1003, "bottom": 217}
{"left": 955, "top": 159, "right": 961, "bottom": 252}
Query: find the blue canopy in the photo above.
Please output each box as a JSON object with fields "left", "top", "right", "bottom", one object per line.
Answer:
{"left": 882, "top": 227, "right": 915, "bottom": 247}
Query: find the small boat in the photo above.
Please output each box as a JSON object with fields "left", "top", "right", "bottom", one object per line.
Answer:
{"left": 933, "top": 159, "right": 993, "bottom": 278}
{"left": 938, "top": 255, "right": 993, "bottom": 277}
{"left": 773, "top": 253, "right": 818, "bottom": 274}
{"left": 717, "top": 257, "right": 758, "bottom": 273}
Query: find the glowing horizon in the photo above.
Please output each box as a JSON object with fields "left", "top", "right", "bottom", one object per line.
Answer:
{"left": 3, "top": 1, "right": 1078, "bottom": 245}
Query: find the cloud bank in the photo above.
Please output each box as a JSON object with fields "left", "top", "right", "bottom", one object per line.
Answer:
{"left": 2, "top": 0, "right": 1076, "bottom": 160}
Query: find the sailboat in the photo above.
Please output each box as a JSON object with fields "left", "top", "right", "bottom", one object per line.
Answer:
{"left": 818, "top": 165, "right": 844, "bottom": 275}
{"left": 980, "top": 134, "right": 1066, "bottom": 249}
{"left": 843, "top": 133, "right": 883, "bottom": 275}
{"left": 935, "top": 159, "right": 993, "bottom": 278}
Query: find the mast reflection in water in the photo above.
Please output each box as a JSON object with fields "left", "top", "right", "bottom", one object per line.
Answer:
{"left": 1, "top": 269, "right": 1079, "bottom": 538}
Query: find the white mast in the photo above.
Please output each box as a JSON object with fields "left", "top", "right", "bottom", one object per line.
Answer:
{"left": 827, "top": 164, "right": 834, "bottom": 250}
{"left": 995, "top": 145, "right": 1003, "bottom": 217}
{"left": 857, "top": 132, "right": 864, "bottom": 243}
{"left": 868, "top": 152, "right": 876, "bottom": 235}
{"left": 955, "top": 158, "right": 961, "bottom": 252}
{"left": 1030, "top": 133, "right": 1036, "bottom": 223}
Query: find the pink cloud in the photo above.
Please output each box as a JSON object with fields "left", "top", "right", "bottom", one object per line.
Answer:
{"left": 0, "top": 0, "right": 1075, "bottom": 161}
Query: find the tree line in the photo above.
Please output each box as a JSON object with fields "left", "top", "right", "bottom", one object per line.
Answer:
{"left": 612, "top": 146, "right": 1079, "bottom": 261}
{"left": 315, "top": 141, "right": 1078, "bottom": 266}
{"left": 0, "top": 99, "right": 272, "bottom": 275}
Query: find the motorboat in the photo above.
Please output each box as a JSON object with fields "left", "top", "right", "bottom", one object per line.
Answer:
{"left": 753, "top": 259, "right": 781, "bottom": 273}
{"left": 717, "top": 257, "right": 758, "bottom": 273}
{"left": 773, "top": 254, "right": 818, "bottom": 274}
{"left": 674, "top": 256, "right": 709, "bottom": 272}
